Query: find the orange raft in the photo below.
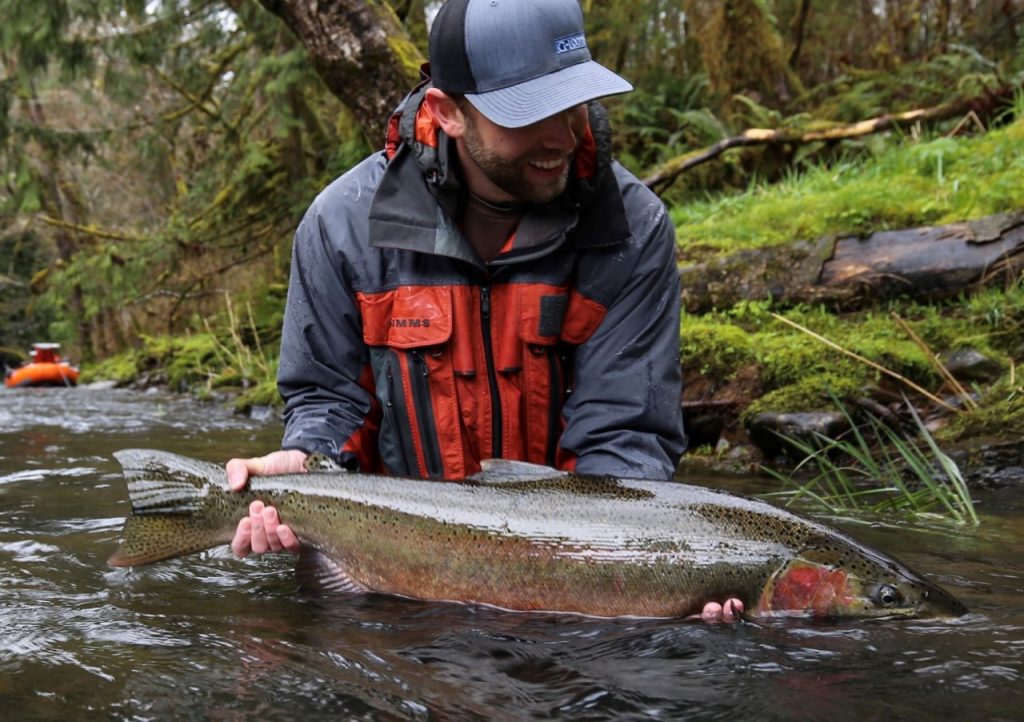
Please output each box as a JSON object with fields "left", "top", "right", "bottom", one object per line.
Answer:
{"left": 4, "top": 343, "right": 80, "bottom": 388}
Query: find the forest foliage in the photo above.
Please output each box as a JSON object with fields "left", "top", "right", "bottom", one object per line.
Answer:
{"left": 1, "top": 0, "right": 1023, "bottom": 404}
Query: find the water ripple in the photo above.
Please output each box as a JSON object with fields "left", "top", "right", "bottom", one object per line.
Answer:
{"left": 0, "top": 540, "right": 61, "bottom": 561}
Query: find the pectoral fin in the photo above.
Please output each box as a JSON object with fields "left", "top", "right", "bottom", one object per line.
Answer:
{"left": 294, "top": 548, "right": 369, "bottom": 596}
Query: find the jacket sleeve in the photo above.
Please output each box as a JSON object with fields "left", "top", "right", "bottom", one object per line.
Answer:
{"left": 559, "top": 167, "right": 686, "bottom": 480}
{"left": 276, "top": 169, "right": 377, "bottom": 465}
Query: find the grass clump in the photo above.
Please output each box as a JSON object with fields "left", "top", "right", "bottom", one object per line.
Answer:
{"left": 761, "top": 395, "right": 979, "bottom": 525}
{"left": 945, "top": 377, "right": 1024, "bottom": 440}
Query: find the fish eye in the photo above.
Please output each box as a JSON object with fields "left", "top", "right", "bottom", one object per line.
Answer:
{"left": 873, "top": 584, "right": 903, "bottom": 607}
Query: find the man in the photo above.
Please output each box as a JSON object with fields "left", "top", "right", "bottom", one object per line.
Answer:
{"left": 227, "top": 0, "right": 742, "bottom": 622}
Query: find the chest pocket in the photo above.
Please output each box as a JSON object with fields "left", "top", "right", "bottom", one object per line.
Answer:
{"left": 359, "top": 285, "right": 452, "bottom": 349}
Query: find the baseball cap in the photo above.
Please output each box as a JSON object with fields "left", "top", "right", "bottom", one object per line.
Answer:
{"left": 429, "top": 0, "right": 633, "bottom": 128}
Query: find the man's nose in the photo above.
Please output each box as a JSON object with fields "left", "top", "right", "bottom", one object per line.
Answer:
{"left": 540, "top": 108, "right": 580, "bottom": 150}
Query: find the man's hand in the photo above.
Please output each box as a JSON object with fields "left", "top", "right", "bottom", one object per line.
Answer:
{"left": 700, "top": 598, "right": 744, "bottom": 622}
{"left": 226, "top": 450, "right": 308, "bottom": 557}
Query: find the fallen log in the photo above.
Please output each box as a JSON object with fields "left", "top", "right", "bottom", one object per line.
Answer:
{"left": 679, "top": 210, "right": 1024, "bottom": 313}
{"left": 644, "top": 85, "right": 1018, "bottom": 194}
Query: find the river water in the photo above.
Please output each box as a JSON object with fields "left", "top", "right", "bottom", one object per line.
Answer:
{"left": 1, "top": 387, "right": 1021, "bottom": 720}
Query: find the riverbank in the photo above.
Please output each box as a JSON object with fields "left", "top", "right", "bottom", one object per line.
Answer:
{"left": 671, "top": 114, "right": 1024, "bottom": 483}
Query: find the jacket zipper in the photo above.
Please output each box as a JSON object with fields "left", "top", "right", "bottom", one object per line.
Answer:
{"left": 546, "top": 349, "right": 561, "bottom": 467}
{"left": 384, "top": 359, "right": 414, "bottom": 475}
{"left": 480, "top": 285, "right": 503, "bottom": 458}
{"left": 409, "top": 349, "right": 443, "bottom": 478}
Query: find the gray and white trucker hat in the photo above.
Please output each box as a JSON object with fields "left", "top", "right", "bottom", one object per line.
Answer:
{"left": 429, "top": 0, "right": 633, "bottom": 128}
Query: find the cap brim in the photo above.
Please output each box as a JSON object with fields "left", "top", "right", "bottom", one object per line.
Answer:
{"left": 465, "top": 61, "right": 632, "bottom": 128}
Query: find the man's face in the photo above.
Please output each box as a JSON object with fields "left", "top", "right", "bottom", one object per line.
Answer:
{"left": 457, "top": 102, "right": 588, "bottom": 204}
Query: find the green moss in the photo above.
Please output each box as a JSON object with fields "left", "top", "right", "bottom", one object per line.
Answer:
{"left": 234, "top": 378, "right": 281, "bottom": 413}
{"left": 80, "top": 350, "right": 143, "bottom": 384}
{"left": 673, "top": 117, "right": 1024, "bottom": 260}
{"left": 741, "top": 373, "right": 863, "bottom": 422}
{"left": 679, "top": 297, "right": 948, "bottom": 399}
{"left": 386, "top": 31, "right": 426, "bottom": 79}
{"left": 162, "top": 334, "right": 220, "bottom": 390}
{"left": 944, "top": 381, "right": 1024, "bottom": 440}
{"left": 754, "top": 330, "right": 851, "bottom": 388}
{"left": 679, "top": 319, "right": 755, "bottom": 379}
{"left": 80, "top": 328, "right": 280, "bottom": 405}
{"left": 682, "top": 295, "right": 1020, "bottom": 425}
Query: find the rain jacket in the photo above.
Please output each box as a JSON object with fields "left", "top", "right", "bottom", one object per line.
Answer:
{"left": 277, "top": 79, "right": 686, "bottom": 480}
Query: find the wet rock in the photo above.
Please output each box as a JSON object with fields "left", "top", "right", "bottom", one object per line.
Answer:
{"left": 949, "top": 438, "right": 1024, "bottom": 488}
{"left": 746, "top": 411, "right": 850, "bottom": 458}
{"left": 249, "top": 405, "right": 276, "bottom": 422}
{"left": 941, "top": 348, "right": 1004, "bottom": 383}
{"left": 84, "top": 380, "right": 119, "bottom": 391}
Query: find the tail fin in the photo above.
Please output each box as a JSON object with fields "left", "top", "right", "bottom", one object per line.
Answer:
{"left": 108, "top": 449, "right": 236, "bottom": 567}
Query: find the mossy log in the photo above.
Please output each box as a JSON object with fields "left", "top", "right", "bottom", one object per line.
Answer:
{"left": 679, "top": 211, "right": 1024, "bottom": 313}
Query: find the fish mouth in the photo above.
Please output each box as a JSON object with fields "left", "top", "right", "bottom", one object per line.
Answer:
{"left": 846, "top": 605, "right": 926, "bottom": 620}
{"left": 916, "top": 584, "right": 969, "bottom": 618}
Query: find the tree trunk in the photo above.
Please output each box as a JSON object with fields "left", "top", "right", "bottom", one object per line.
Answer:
{"left": 692, "top": 0, "right": 803, "bottom": 113}
{"left": 788, "top": 0, "right": 812, "bottom": 69}
{"left": 679, "top": 212, "right": 1024, "bottom": 313}
{"left": 256, "top": 0, "right": 424, "bottom": 144}
{"left": 24, "top": 83, "right": 94, "bottom": 359}
{"left": 936, "top": 0, "right": 952, "bottom": 54}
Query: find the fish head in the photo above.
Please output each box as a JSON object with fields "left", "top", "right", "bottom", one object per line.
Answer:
{"left": 753, "top": 541, "right": 968, "bottom": 619}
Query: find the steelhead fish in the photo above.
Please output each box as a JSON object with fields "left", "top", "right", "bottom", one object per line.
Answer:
{"left": 108, "top": 449, "right": 968, "bottom": 620}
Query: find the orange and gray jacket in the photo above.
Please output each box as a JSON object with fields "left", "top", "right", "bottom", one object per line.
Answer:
{"left": 278, "top": 81, "right": 685, "bottom": 480}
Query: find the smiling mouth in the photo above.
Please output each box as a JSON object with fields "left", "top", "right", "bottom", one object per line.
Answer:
{"left": 530, "top": 158, "right": 565, "bottom": 171}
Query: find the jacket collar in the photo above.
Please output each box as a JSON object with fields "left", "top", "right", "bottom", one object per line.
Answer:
{"left": 369, "top": 71, "right": 630, "bottom": 266}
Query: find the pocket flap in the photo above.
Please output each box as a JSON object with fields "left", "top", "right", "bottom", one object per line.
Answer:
{"left": 359, "top": 286, "right": 453, "bottom": 348}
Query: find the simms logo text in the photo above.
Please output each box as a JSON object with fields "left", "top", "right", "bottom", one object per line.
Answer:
{"left": 554, "top": 33, "right": 587, "bottom": 54}
{"left": 389, "top": 318, "right": 431, "bottom": 328}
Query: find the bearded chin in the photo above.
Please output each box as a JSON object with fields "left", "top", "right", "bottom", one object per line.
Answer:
{"left": 499, "top": 160, "right": 573, "bottom": 204}
{"left": 465, "top": 138, "right": 573, "bottom": 204}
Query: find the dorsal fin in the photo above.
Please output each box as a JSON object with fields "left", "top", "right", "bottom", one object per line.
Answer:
{"left": 468, "top": 460, "right": 653, "bottom": 499}
{"left": 469, "top": 458, "right": 570, "bottom": 484}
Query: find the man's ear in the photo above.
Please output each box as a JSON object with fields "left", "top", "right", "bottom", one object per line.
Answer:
{"left": 425, "top": 88, "right": 466, "bottom": 138}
